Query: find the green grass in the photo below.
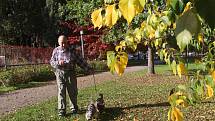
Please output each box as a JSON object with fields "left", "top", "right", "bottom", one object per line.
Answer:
{"left": 1, "top": 64, "right": 214, "bottom": 121}
{"left": 0, "top": 82, "right": 50, "bottom": 94}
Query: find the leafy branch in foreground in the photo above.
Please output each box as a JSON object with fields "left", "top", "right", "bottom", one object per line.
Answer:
{"left": 91, "top": 0, "right": 215, "bottom": 120}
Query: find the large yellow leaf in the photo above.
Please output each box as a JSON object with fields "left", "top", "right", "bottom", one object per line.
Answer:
{"left": 177, "top": 62, "right": 186, "bottom": 78}
{"left": 119, "top": 0, "right": 143, "bottom": 24}
{"left": 91, "top": 8, "right": 103, "bottom": 29}
{"left": 168, "top": 107, "right": 183, "bottom": 121}
{"left": 119, "top": 52, "right": 128, "bottom": 68}
{"left": 114, "top": 52, "right": 128, "bottom": 76}
{"left": 114, "top": 61, "right": 124, "bottom": 76}
{"left": 211, "top": 70, "right": 215, "bottom": 82}
{"left": 135, "top": 0, "right": 144, "bottom": 13}
{"left": 105, "top": 4, "right": 120, "bottom": 28}
{"left": 138, "top": 0, "right": 146, "bottom": 8}
{"left": 206, "top": 85, "right": 214, "bottom": 99}
{"left": 173, "top": 107, "right": 183, "bottom": 121}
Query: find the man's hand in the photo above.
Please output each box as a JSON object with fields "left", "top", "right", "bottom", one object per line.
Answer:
{"left": 59, "top": 60, "right": 65, "bottom": 65}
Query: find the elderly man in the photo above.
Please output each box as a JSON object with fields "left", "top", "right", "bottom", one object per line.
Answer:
{"left": 50, "top": 35, "right": 92, "bottom": 117}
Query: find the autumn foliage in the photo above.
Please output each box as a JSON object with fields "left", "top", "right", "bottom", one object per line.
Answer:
{"left": 59, "top": 21, "right": 110, "bottom": 60}
{"left": 0, "top": 45, "right": 53, "bottom": 65}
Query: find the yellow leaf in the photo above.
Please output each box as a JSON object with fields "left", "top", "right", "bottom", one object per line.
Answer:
{"left": 181, "top": 2, "right": 192, "bottom": 16}
{"left": 211, "top": 70, "right": 215, "bottom": 82}
{"left": 177, "top": 62, "right": 186, "bottom": 78}
{"left": 144, "top": 41, "right": 148, "bottom": 46}
{"left": 104, "top": 0, "right": 114, "bottom": 4}
{"left": 141, "top": 21, "right": 146, "bottom": 28}
{"left": 119, "top": 0, "right": 143, "bottom": 24}
{"left": 133, "top": 28, "right": 142, "bottom": 42}
{"left": 175, "top": 91, "right": 183, "bottom": 96}
{"left": 154, "top": 39, "right": 159, "bottom": 47}
{"left": 105, "top": 4, "right": 120, "bottom": 28}
{"left": 158, "top": 22, "right": 167, "bottom": 32}
{"left": 147, "top": 14, "right": 158, "bottom": 26}
{"left": 119, "top": 52, "right": 128, "bottom": 67}
{"left": 168, "top": 108, "right": 172, "bottom": 121}
{"left": 171, "top": 60, "right": 177, "bottom": 76}
{"left": 138, "top": 0, "right": 146, "bottom": 8}
{"left": 126, "top": 35, "right": 134, "bottom": 43}
{"left": 115, "top": 45, "right": 123, "bottom": 52}
{"left": 194, "top": 59, "right": 201, "bottom": 64}
{"left": 114, "top": 61, "right": 124, "bottom": 76}
{"left": 168, "top": 107, "right": 183, "bottom": 121}
{"left": 206, "top": 85, "right": 214, "bottom": 99}
{"left": 114, "top": 52, "right": 128, "bottom": 76}
{"left": 147, "top": 25, "right": 155, "bottom": 39}
{"left": 135, "top": 0, "right": 144, "bottom": 13}
{"left": 173, "top": 107, "right": 184, "bottom": 121}
{"left": 120, "top": 41, "right": 126, "bottom": 46}
{"left": 175, "top": 99, "right": 187, "bottom": 107}
{"left": 173, "top": 23, "right": 176, "bottom": 29}
{"left": 198, "top": 33, "right": 204, "bottom": 44}
{"left": 91, "top": 8, "right": 103, "bottom": 29}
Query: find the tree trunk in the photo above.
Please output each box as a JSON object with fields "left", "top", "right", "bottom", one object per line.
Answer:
{"left": 148, "top": 45, "right": 155, "bottom": 74}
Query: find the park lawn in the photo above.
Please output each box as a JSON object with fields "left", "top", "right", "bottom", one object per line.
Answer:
{"left": 1, "top": 64, "right": 215, "bottom": 121}
{"left": 0, "top": 82, "right": 50, "bottom": 94}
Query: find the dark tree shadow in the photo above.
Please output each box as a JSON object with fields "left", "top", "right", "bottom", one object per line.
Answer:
{"left": 201, "top": 101, "right": 215, "bottom": 104}
{"left": 98, "top": 107, "right": 125, "bottom": 121}
{"left": 123, "top": 102, "right": 170, "bottom": 110}
{"left": 73, "top": 102, "right": 170, "bottom": 120}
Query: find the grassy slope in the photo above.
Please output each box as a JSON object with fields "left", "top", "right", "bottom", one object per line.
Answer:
{"left": 1, "top": 64, "right": 215, "bottom": 121}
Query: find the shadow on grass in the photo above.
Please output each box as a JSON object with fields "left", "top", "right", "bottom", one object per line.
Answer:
{"left": 123, "top": 102, "right": 170, "bottom": 109}
{"left": 101, "top": 102, "right": 170, "bottom": 120}
{"left": 66, "top": 102, "right": 170, "bottom": 120}
{"left": 201, "top": 101, "right": 215, "bottom": 104}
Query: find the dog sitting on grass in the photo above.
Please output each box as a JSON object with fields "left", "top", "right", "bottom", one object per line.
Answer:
{"left": 85, "top": 94, "right": 105, "bottom": 120}
{"left": 85, "top": 100, "right": 97, "bottom": 120}
{"left": 95, "top": 93, "right": 105, "bottom": 113}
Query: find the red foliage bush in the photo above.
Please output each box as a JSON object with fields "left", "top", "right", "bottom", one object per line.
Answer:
{"left": 59, "top": 21, "right": 110, "bottom": 60}
{"left": 0, "top": 45, "right": 53, "bottom": 65}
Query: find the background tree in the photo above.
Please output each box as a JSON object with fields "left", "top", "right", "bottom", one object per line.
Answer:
{"left": 0, "top": 0, "right": 66, "bottom": 47}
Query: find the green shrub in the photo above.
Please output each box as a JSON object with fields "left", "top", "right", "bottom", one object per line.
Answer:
{"left": 75, "top": 60, "right": 108, "bottom": 75}
{"left": 0, "top": 65, "right": 55, "bottom": 86}
{"left": 0, "top": 61, "right": 108, "bottom": 86}
{"left": 89, "top": 60, "right": 108, "bottom": 72}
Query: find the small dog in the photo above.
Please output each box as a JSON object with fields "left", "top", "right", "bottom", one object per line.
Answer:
{"left": 95, "top": 93, "right": 105, "bottom": 113}
{"left": 85, "top": 94, "right": 105, "bottom": 120}
{"left": 85, "top": 100, "right": 97, "bottom": 120}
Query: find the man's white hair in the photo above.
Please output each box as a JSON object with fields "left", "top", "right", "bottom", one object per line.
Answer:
{"left": 58, "top": 35, "right": 67, "bottom": 42}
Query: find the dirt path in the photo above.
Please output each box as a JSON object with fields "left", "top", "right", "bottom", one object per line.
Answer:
{"left": 0, "top": 66, "right": 145, "bottom": 116}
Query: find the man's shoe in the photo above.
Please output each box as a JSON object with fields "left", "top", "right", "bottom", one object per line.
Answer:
{"left": 71, "top": 108, "right": 78, "bottom": 114}
{"left": 58, "top": 111, "right": 66, "bottom": 117}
